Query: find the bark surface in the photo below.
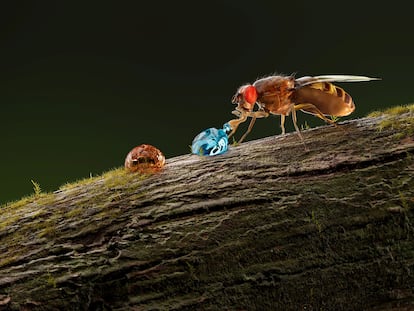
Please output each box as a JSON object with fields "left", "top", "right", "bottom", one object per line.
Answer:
{"left": 1, "top": 110, "right": 414, "bottom": 310}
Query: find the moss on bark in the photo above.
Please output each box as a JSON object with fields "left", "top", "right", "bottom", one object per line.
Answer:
{"left": 1, "top": 106, "right": 414, "bottom": 310}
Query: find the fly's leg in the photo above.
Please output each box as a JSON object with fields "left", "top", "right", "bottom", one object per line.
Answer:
{"left": 291, "top": 108, "right": 305, "bottom": 143}
{"left": 238, "top": 110, "right": 269, "bottom": 143}
{"left": 294, "top": 103, "right": 337, "bottom": 126}
{"left": 294, "top": 103, "right": 347, "bottom": 133}
{"left": 227, "top": 112, "right": 248, "bottom": 139}
{"left": 280, "top": 115, "right": 286, "bottom": 135}
{"left": 239, "top": 116, "right": 257, "bottom": 143}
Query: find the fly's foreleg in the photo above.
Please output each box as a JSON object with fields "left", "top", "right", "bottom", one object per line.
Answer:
{"left": 238, "top": 110, "right": 269, "bottom": 143}
{"left": 228, "top": 110, "right": 269, "bottom": 142}
{"left": 227, "top": 112, "right": 248, "bottom": 139}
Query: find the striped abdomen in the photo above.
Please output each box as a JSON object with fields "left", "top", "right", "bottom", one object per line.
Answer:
{"left": 292, "top": 82, "right": 355, "bottom": 117}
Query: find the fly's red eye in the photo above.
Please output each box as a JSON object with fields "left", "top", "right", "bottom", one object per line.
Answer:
{"left": 243, "top": 85, "right": 257, "bottom": 104}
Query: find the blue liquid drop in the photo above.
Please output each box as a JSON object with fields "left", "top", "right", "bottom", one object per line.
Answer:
{"left": 191, "top": 124, "right": 230, "bottom": 156}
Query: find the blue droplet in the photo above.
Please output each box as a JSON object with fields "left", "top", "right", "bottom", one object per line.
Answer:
{"left": 223, "top": 122, "right": 232, "bottom": 135}
{"left": 191, "top": 126, "right": 229, "bottom": 156}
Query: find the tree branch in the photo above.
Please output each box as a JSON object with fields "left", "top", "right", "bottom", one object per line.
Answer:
{"left": 1, "top": 106, "right": 414, "bottom": 310}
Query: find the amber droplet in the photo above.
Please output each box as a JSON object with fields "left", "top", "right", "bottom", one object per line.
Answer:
{"left": 124, "top": 144, "right": 165, "bottom": 173}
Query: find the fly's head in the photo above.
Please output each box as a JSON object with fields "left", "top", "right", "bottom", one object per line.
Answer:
{"left": 231, "top": 84, "right": 258, "bottom": 112}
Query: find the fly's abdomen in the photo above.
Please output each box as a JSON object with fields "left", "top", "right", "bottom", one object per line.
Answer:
{"left": 293, "top": 82, "right": 355, "bottom": 117}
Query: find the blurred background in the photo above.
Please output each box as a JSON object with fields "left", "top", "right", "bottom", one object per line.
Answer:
{"left": 1, "top": 1, "right": 413, "bottom": 204}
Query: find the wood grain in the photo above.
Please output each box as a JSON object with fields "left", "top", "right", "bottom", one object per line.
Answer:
{"left": 1, "top": 111, "right": 413, "bottom": 310}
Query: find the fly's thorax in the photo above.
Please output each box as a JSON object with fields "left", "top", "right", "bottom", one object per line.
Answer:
{"left": 253, "top": 75, "right": 295, "bottom": 96}
{"left": 251, "top": 75, "right": 295, "bottom": 116}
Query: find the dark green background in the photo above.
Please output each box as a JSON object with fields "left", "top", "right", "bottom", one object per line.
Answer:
{"left": 1, "top": 1, "right": 412, "bottom": 204}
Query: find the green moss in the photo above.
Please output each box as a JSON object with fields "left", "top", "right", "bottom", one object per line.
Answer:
{"left": 388, "top": 104, "right": 414, "bottom": 115}
{"left": 0, "top": 255, "right": 19, "bottom": 268}
{"left": 380, "top": 116, "right": 414, "bottom": 137}
{"left": 231, "top": 137, "right": 239, "bottom": 146}
{"left": 300, "top": 121, "right": 310, "bottom": 131}
{"left": 31, "top": 179, "right": 42, "bottom": 196}
{"left": 59, "top": 177, "right": 94, "bottom": 191}
{"left": 37, "top": 222, "right": 57, "bottom": 238}
{"left": 103, "top": 167, "right": 134, "bottom": 189}
{"left": 367, "top": 104, "right": 414, "bottom": 138}
{"left": 2, "top": 164, "right": 147, "bottom": 210}
{"left": 0, "top": 163, "right": 153, "bottom": 260}
{"left": 47, "top": 272, "right": 57, "bottom": 288}
{"left": 398, "top": 191, "right": 410, "bottom": 210}
{"left": 66, "top": 206, "right": 84, "bottom": 218}
{"left": 330, "top": 115, "right": 341, "bottom": 122}
{"left": 3, "top": 196, "right": 34, "bottom": 210}
{"left": 310, "top": 210, "right": 323, "bottom": 233}
{"left": 367, "top": 103, "right": 414, "bottom": 118}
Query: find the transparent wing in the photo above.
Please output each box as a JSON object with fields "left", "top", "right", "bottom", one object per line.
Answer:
{"left": 296, "top": 75, "right": 380, "bottom": 87}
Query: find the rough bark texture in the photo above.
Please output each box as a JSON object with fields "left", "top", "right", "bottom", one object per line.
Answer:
{"left": 1, "top": 109, "right": 414, "bottom": 310}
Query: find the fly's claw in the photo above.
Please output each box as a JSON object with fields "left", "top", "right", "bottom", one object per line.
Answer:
{"left": 191, "top": 123, "right": 232, "bottom": 156}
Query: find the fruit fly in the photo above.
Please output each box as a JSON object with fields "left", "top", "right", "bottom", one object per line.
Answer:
{"left": 227, "top": 74, "right": 379, "bottom": 143}
{"left": 124, "top": 144, "right": 165, "bottom": 173}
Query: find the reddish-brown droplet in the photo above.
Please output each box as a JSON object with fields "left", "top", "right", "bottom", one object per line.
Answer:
{"left": 124, "top": 144, "right": 165, "bottom": 173}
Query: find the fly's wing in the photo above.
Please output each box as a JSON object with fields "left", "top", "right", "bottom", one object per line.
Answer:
{"left": 293, "top": 75, "right": 379, "bottom": 116}
{"left": 295, "top": 75, "right": 380, "bottom": 87}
